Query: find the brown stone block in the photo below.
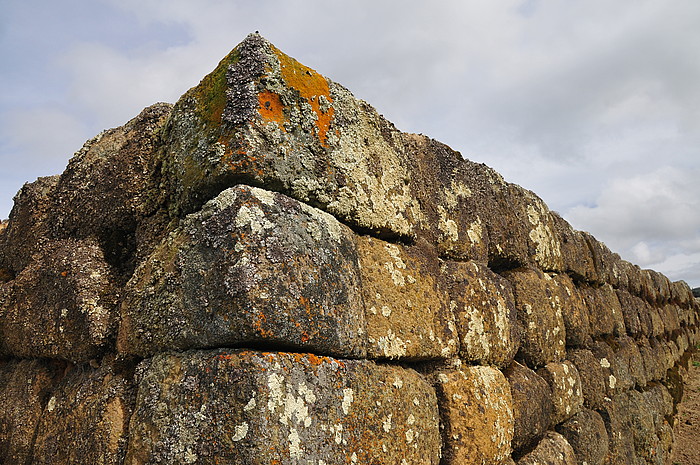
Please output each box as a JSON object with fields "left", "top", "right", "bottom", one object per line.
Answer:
{"left": 566, "top": 349, "right": 606, "bottom": 410}
{"left": 504, "top": 361, "right": 553, "bottom": 453}
{"left": 578, "top": 284, "right": 615, "bottom": 338}
{"left": 598, "top": 395, "right": 638, "bottom": 465}
{"left": 615, "top": 336, "right": 647, "bottom": 388}
{"left": 615, "top": 289, "right": 642, "bottom": 337}
{"left": 537, "top": 361, "right": 583, "bottom": 425}
{"left": 590, "top": 341, "right": 633, "bottom": 397}
{"left": 119, "top": 185, "right": 367, "bottom": 359}
{"left": 639, "top": 339, "right": 665, "bottom": 382}
{"left": 1, "top": 238, "right": 118, "bottom": 363}
{"left": 550, "top": 213, "right": 596, "bottom": 283}
{"left": 442, "top": 260, "right": 519, "bottom": 367}
{"left": 33, "top": 360, "right": 136, "bottom": 465}
{"left": 617, "top": 389, "right": 663, "bottom": 464}
{"left": 551, "top": 274, "right": 591, "bottom": 347}
{"left": 436, "top": 366, "right": 514, "bottom": 465}
{"left": 0, "top": 175, "right": 58, "bottom": 275}
{"left": 502, "top": 268, "right": 566, "bottom": 368}
{"left": 357, "top": 236, "right": 457, "bottom": 361}
{"left": 556, "top": 408, "right": 608, "bottom": 465}
{"left": 0, "top": 359, "right": 64, "bottom": 463}
{"left": 516, "top": 431, "right": 576, "bottom": 465}
{"left": 599, "top": 284, "right": 626, "bottom": 336}
{"left": 125, "top": 350, "right": 441, "bottom": 464}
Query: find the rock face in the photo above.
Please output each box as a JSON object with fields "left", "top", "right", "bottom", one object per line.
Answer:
{"left": 0, "top": 33, "right": 698, "bottom": 464}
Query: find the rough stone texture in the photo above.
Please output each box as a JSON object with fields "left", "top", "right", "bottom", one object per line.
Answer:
{"left": 125, "top": 349, "right": 441, "bottom": 464}
{"left": 502, "top": 268, "right": 566, "bottom": 368}
{"left": 0, "top": 175, "right": 58, "bottom": 275}
{"left": 551, "top": 274, "right": 591, "bottom": 347}
{"left": 556, "top": 408, "right": 608, "bottom": 465}
{"left": 616, "top": 336, "right": 647, "bottom": 388}
{"left": 579, "top": 284, "right": 615, "bottom": 338}
{"left": 550, "top": 212, "right": 596, "bottom": 283}
{"left": 616, "top": 289, "right": 643, "bottom": 337}
{"left": 356, "top": 236, "right": 457, "bottom": 360}
{"left": 442, "top": 260, "right": 519, "bottom": 367}
{"left": 590, "top": 341, "right": 634, "bottom": 397}
{"left": 0, "top": 238, "right": 117, "bottom": 362}
{"left": 435, "top": 366, "right": 514, "bottom": 465}
{"left": 0, "top": 359, "right": 64, "bottom": 464}
{"left": 516, "top": 431, "right": 576, "bottom": 465}
{"left": 537, "top": 361, "right": 583, "bottom": 425}
{"left": 119, "top": 185, "right": 367, "bottom": 359}
{"left": 504, "top": 361, "right": 553, "bottom": 453}
{"left": 566, "top": 349, "right": 606, "bottom": 410}
{"left": 32, "top": 359, "right": 136, "bottom": 465}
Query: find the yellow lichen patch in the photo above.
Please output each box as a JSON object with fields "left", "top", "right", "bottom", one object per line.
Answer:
{"left": 270, "top": 44, "right": 335, "bottom": 147}
{"left": 258, "top": 90, "right": 286, "bottom": 128}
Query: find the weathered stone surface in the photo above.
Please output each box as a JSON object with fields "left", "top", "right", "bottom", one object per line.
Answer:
{"left": 504, "top": 361, "right": 553, "bottom": 453}
{"left": 33, "top": 360, "right": 136, "bottom": 465}
{"left": 435, "top": 366, "right": 514, "bottom": 465}
{"left": 0, "top": 238, "right": 117, "bottom": 362}
{"left": 502, "top": 268, "right": 566, "bottom": 368}
{"left": 516, "top": 431, "right": 576, "bottom": 465}
{"left": 537, "top": 361, "right": 583, "bottom": 425}
{"left": 0, "top": 175, "right": 58, "bottom": 275}
{"left": 616, "top": 336, "right": 647, "bottom": 388}
{"left": 590, "top": 341, "right": 634, "bottom": 396}
{"left": 599, "top": 284, "right": 626, "bottom": 336}
{"left": 161, "top": 33, "right": 422, "bottom": 240}
{"left": 356, "top": 236, "right": 457, "bottom": 360}
{"left": 126, "top": 349, "right": 441, "bottom": 464}
{"left": 618, "top": 389, "right": 663, "bottom": 464}
{"left": 551, "top": 274, "right": 591, "bottom": 347}
{"left": 550, "top": 212, "right": 596, "bottom": 282}
{"left": 50, "top": 103, "right": 172, "bottom": 275}
{"left": 566, "top": 349, "right": 606, "bottom": 410}
{"left": 119, "top": 185, "right": 367, "bottom": 358}
{"left": 556, "top": 408, "right": 608, "bottom": 465}
{"left": 578, "top": 284, "right": 615, "bottom": 338}
{"left": 616, "top": 289, "right": 642, "bottom": 337}
{"left": 0, "top": 359, "right": 63, "bottom": 464}
{"left": 598, "top": 395, "right": 639, "bottom": 465}
{"left": 442, "top": 260, "right": 519, "bottom": 367}
{"left": 639, "top": 339, "right": 665, "bottom": 382}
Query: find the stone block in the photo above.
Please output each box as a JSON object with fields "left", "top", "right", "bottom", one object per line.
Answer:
{"left": 0, "top": 238, "right": 117, "bottom": 362}
{"left": 0, "top": 175, "right": 58, "bottom": 275}
{"left": 0, "top": 359, "right": 63, "bottom": 464}
{"left": 442, "top": 260, "right": 519, "bottom": 367}
{"left": 599, "top": 284, "right": 626, "bottom": 336}
{"left": 615, "top": 336, "right": 647, "bottom": 388}
{"left": 118, "top": 185, "right": 367, "bottom": 359}
{"left": 536, "top": 361, "right": 583, "bottom": 425}
{"left": 579, "top": 284, "right": 615, "bottom": 338}
{"left": 125, "top": 349, "right": 441, "bottom": 464}
{"left": 555, "top": 408, "right": 608, "bottom": 465}
{"left": 615, "top": 289, "right": 642, "bottom": 337}
{"left": 504, "top": 361, "right": 553, "bottom": 453}
{"left": 356, "top": 236, "right": 457, "bottom": 360}
{"left": 502, "top": 268, "right": 566, "bottom": 368}
{"left": 32, "top": 360, "right": 136, "bottom": 465}
{"left": 516, "top": 431, "right": 576, "bottom": 465}
{"left": 551, "top": 274, "right": 590, "bottom": 347}
{"left": 617, "top": 389, "right": 663, "bottom": 464}
{"left": 638, "top": 338, "right": 665, "bottom": 382}
{"left": 566, "top": 349, "right": 606, "bottom": 410}
{"left": 550, "top": 213, "right": 596, "bottom": 282}
{"left": 590, "top": 341, "right": 633, "bottom": 396}
{"left": 435, "top": 366, "right": 514, "bottom": 465}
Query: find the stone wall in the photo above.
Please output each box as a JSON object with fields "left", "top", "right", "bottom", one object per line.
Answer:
{"left": 0, "top": 34, "right": 698, "bottom": 464}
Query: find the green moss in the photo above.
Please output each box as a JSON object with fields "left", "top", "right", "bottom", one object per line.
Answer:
{"left": 192, "top": 48, "right": 240, "bottom": 126}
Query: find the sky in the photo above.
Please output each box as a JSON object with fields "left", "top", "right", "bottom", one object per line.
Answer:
{"left": 1, "top": 0, "right": 699, "bottom": 287}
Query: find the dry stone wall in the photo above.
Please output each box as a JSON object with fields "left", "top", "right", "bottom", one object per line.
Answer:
{"left": 0, "top": 34, "right": 698, "bottom": 464}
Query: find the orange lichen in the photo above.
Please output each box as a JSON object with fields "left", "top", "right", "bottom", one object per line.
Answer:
{"left": 257, "top": 91, "right": 286, "bottom": 128}
{"left": 270, "top": 44, "right": 335, "bottom": 147}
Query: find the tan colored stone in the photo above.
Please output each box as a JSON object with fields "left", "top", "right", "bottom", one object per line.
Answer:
{"left": 435, "top": 366, "right": 514, "bottom": 465}
{"left": 356, "top": 236, "right": 457, "bottom": 360}
{"left": 442, "top": 260, "right": 519, "bottom": 367}
{"left": 502, "top": 268, "right": 566, "bottom": 368}
{"left": 517, "top": 431, "right": 576, "bottom": 465}
{"left": 537, "top": 361, "right": 583, "bottom": 425}
{"left": 126, "top": 349, "right": 441, "bottom": 464}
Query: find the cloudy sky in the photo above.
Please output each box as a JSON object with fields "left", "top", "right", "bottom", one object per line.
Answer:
{"left": 2, "top": 0, "right": 699, "bottom": 287}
